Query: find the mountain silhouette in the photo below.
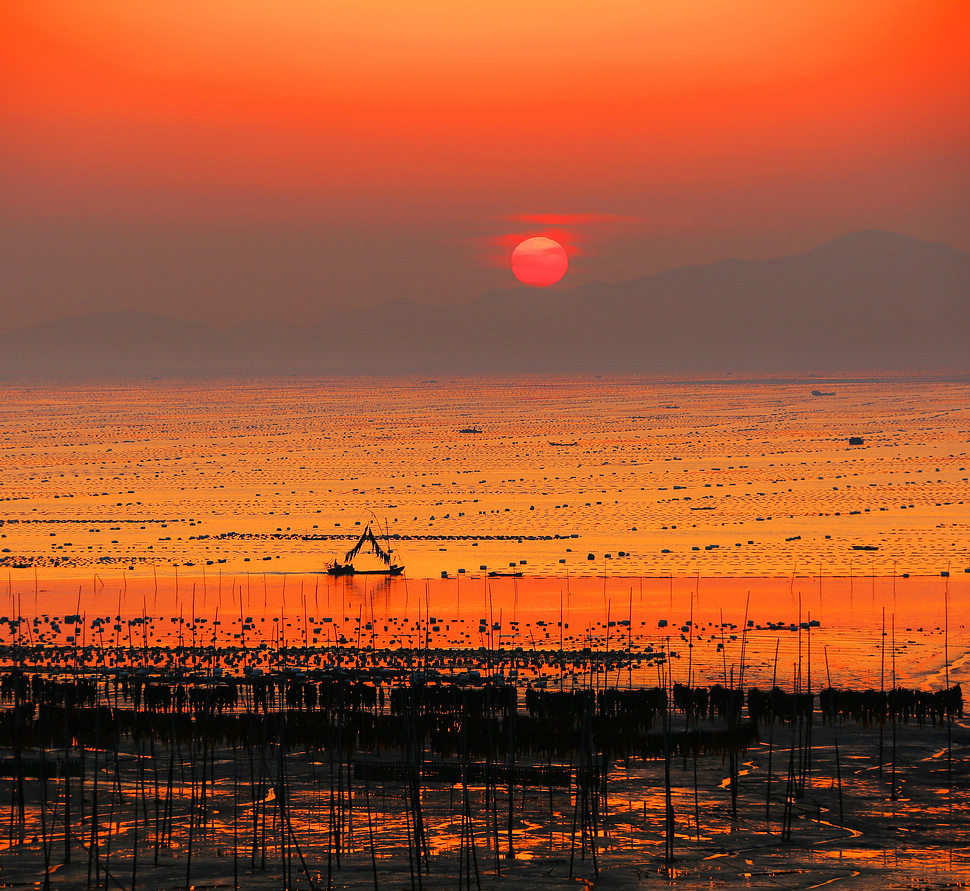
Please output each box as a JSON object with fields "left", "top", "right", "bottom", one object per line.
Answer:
{"left": 2, "top": 231, "right": 966, "bottom": 377}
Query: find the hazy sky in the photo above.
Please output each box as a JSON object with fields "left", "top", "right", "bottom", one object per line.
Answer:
{"left": 3, "top": 1, "right": 968, "bottom": 329}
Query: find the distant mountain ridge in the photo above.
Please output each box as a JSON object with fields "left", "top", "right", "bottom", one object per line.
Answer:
{"left": 2, "top": 230, "right": 967, "bottom": 376}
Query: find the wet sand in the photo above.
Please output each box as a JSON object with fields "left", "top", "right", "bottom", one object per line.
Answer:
{"left": 0, "top": 689, "right": 966, "bottom": 889}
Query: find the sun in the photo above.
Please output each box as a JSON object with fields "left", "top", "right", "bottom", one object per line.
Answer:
{"left": 510, "top": 237, "right": 568, "bottom": 286}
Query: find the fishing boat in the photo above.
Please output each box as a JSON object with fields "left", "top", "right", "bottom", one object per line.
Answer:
{"left": 326, "top": 525, "right": 404, "bottom": 576}
{"left": 459, "top": 426, "right": 482, "bottom": 433}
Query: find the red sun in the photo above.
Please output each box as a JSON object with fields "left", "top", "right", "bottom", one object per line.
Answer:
{"left": 510, "top": 237, "right": 568, "bottom": 286}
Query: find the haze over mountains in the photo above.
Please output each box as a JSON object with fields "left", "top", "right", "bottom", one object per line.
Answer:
{"left": 2, "top": 230, "right": 967, "bottom": 377}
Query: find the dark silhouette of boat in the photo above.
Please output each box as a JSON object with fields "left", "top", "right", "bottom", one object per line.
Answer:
{"left": 460, "top": 426, "right": 482, "bottom": 433}
{"left": 326, "top": 525, "right": 404, "bottom": 576}
{"left": 487, "top": 570, "right": 523, "bottom": 578}
{"left": 811, "top": 389, "right": 835, "bottom": 396}
{"left": 548, "top": 440, "right": 578, "bottom": 446}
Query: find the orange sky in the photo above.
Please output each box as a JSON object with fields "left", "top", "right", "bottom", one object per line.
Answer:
{"left": 1, "top": 0, "right": 968, "bottom": 325}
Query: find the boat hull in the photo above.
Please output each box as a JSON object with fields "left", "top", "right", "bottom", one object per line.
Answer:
{"left": 326, "top": 563, "right": 405, "bottom": 576}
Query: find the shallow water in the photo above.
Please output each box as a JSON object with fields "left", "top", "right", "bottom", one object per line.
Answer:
{"left": 1, "top": 375, "right": 968, "bottom": 687}
{"left": 2, "top": 571, "right": 965, "bottom": 689}
{"left": 1, "top": 375, "right": 967, "bottom": 580}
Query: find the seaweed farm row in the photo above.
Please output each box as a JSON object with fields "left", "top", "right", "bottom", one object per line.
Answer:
{"left": 4, "top": 377, "right": 969, "bottom": 579}
{"left": 0, "top": 662, "right": 966, "bottom": 890}
{"left": 3, "top": 570, "right": 967, "bottom": 689}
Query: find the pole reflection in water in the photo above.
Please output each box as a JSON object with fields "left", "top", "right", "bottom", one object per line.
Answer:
{"left": 0, "top": 570, "right": 966, "bottom": 887}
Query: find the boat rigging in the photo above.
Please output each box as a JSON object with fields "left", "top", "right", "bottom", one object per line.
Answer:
{"left": 326, "top": 524, "right": 404, "bottom": 576}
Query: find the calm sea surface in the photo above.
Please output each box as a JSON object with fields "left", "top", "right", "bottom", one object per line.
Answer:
{"left": 1, "top": 375, "right": 967, "bottom": 686}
